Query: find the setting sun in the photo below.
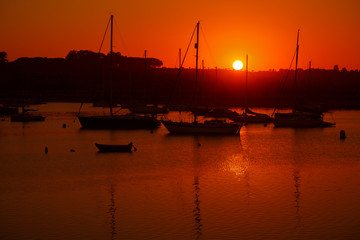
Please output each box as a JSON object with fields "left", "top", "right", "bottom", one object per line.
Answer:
{"left": 233, "top": 60, "right": 243, "bottom": 70}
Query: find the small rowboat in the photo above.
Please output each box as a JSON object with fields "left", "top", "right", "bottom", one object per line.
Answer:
{"left": 95, "top": 142, "right": 136, "bottom": 152}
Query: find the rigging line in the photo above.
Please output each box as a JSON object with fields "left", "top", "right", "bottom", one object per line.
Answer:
{"left": 166, "top": 24, "right": 197, "bottom": 106}
{"left": 174, "top": 50, "right": 180, "bottom": 68}
{"left": 78, "top": 16, "right": 111, "bottom": 119}
{"left": 114, "top": 19, "right": 128, "bottom": 55}
{"left": 200, "top": 24, "right": 216, "bottom": 67}
{"left": 77, "top": 17, "right": 110, "bottom": 117}
{"left": 99, "top": 17, "right": 111, "bottom": 53}
{"left": 271, "top": 49, "right": 297, "bottom": 116}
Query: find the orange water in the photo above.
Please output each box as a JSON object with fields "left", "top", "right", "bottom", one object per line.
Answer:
{"left": 1, "top": 103, "right": 360, "bottom": 239}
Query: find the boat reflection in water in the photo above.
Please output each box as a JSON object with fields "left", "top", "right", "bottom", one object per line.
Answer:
{"left": 2, "top": 102, "right": 360, "bottom": 240}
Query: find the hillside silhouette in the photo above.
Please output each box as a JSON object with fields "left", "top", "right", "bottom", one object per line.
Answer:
{"left": 0, "top": 50, "right": 359, "bottom": 109}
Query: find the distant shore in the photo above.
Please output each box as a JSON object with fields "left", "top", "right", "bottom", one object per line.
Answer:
{"left": 1, "top": 53, "right": 360, "bottom": 110}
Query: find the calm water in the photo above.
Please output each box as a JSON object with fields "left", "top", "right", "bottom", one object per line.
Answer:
{"left": 1, "top": 103, "right": 360, "bottom": 240}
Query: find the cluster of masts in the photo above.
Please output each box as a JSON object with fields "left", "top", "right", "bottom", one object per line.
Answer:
{"left": 1, "top": 16, "right": 335, "bottom": 132}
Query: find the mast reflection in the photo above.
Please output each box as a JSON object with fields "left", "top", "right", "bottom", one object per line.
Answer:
{"left": 192, "top": 136, "right": 202, "bottom": 239}
{"left": 193, "top": 176, "right": 202, "bottom": 239}
{"left": 109, "top": 184, "right": 117, "bottom": 240}
{"left": 293, "top": 168, "right": 303, "bottom": 230}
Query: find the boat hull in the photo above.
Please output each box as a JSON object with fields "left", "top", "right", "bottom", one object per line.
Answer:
{"left": 231, "top": 115, "right": 274, "bottom": 124}
{"left": 95, "top": 143, "right": 133, "bottom": 152}
{"left": 11, "top": 114, "right": 45, "bottom": 122}
{"left": 0, "top": 107, "right": 19, "bottom": 115}
{"left": 78, "top": 115, "right": 160, "bottom": 129}
{"left": 161, "top": 120, "right": 241, "bottom": 135}
{"left": 273, "top": 112, "right": 335, "bottom": 128}
{"left": 273, "top": 119, "right": 335, "bottom": 128}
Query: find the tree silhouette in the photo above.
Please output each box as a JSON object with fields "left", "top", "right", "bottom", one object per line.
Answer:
{"left": 0, "top": 51, "right": 8, "bottom": 64}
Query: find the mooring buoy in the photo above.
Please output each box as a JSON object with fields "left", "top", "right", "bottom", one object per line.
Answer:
{"left": 340, "top": 130, "right": 346, "bottom": 139}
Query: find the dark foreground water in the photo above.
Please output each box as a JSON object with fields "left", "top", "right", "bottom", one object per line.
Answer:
{"left": 1, "top": 103, "right": 360, "bottom": 240}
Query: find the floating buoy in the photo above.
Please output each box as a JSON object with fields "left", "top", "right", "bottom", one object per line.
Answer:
{"left": 198, "top": 143, "right": 201, "bottom": 147}
{"left": 62, "top": 123, "right": 67, "bottom": 128}
{"left": 70, "top": 149, "right": 75, "bottom": 152}
{"left": 340, "top": 130, "right": 346, "bottom": 139}
{"left": 45, "top": 146, "right": 48, "bottom": 154}
{"left": 264, "top": 123, "right": 267, "bottom": 127}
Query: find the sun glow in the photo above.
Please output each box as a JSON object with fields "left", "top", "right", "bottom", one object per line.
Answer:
{"left": 233, "top": 60, "right": 243, "bottom": 70}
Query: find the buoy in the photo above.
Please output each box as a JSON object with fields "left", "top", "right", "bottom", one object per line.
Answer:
{"left": 264, "top": 123, "right": 267, "bottom": 127}
{"left": 45, "top": 146, "right": 48, "bottom": 154}
{"left": 62, "top": 123, "right": 66, "bottom": 128}
{"left": 198, "top": 143, "right": 201, "bottom": 147}
{"left": 340, "top": 130, "right": 346, "bottom": 139}
{"left": 70, "top": 149, "right": 75, "bottom": 152}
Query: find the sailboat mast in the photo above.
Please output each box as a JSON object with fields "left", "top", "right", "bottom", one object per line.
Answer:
{"left": 308, "top": 61, "right": 311, "bottom": 97}
{"left": 194, "top": 21, "right": 200, "bottom": 123}
{"left": 110, "top": 14, "right": 114, "bottom": 115}
{"left": 245, "top": 54, "right": 248, "bottom": 110}
{"left": 293, "top": 29, "right": 299, "bottom": 112}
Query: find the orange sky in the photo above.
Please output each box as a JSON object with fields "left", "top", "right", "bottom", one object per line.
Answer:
{"left": 1, "top": 0, "right": 359, "bottom": 71}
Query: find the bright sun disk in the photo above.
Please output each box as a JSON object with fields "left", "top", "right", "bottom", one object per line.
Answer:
{"left": 233, "top": 60, "right": 243, "bottom": 70}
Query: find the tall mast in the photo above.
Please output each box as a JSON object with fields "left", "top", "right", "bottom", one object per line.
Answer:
{"left": 293, "top": 29, "right": 299, "bottom": 112}
{"left": 245, "top": 54, "right": 248, "bottom": 110}
{"left": 110, "top": 14, "right": 114, "bottom": 115}
{"left": 308, "top": 60, "right": 311, "bottom": 97}
{"left": 144, "top": 50, "right": 147, "bottom": 73}
{"left": 179, "top": 48, "right": 181, "bottom": 69}
{"left": 194, "top": 21, "right": 200, "bottom": 123}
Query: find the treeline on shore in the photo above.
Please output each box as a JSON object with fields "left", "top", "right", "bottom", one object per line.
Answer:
{"left": 1, "top": 50, "right": 360, "bottom": 109}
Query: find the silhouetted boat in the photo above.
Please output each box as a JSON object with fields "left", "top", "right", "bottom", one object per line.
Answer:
{"left": 273, "top": 30, "right": 335, "bottom": 128}
{"left": 124, "top": 104, "right": 168, "bottom": 114}
{"left": 231, "top": 55, "right": 273, "bottom": 124}
{"left": 231, "top": 107, "right": 273, "bottom": 124}
{"left": 10, "top": 104, "right": 45, "bottom": 122}
{"left": 77, "top": 15, "right": 160, "bottom": 129}
{"left": 79, "top": 114, "right": 160, "bottom": 129}
{"left": 0, "top": 105, "right": 18, "bottom": 115}
{"left": 204, "top": 107, "right": 240, "bottom": 118}
{"left": 162, "top": 119, "right": 241, "bottom": 134}
{"left": 95, "top": 142, "right": 135, "bottom": 152}
{"left": 161, "top": 22, "right": 242, "bottom": 135}
{"left": 11, "top": 113, "right": 45, "bottom": 122}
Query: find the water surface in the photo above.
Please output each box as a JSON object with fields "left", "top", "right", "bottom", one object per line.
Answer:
{"left": 1, "top": 103, "right": 360, "bottom": 239}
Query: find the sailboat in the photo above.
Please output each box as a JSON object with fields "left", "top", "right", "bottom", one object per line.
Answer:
{"left": 77, "top": 15, "right": 160, "bottom": 129}
{"left": 273, "top": 30, "right": 335, "bottom": 128}
{"left": 10, "top": 78, "right": 45, "bottom": 122}
{"left": 161, "top": 22, "right": 241, "bottom": 135}
{"left": 230, "top": 55, "right": 273, "bottom": 124}
{"left": 10, "top": 107, "right": 45, "bottom": 122}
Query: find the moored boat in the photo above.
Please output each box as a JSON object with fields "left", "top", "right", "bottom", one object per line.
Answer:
{"left": 79, "top": 114, "right": 160, "bottom": 129}
{"left": 162, "top": 22, "right": 242, "bottom": 135}
{"left": 161, "top": 119, "right": 241, "bottom": 135}
{"left": 273, "top": 30, "right": 335, "bottom": 128}
{"left": 95, "top": 142, "right": 135, "bottom": 152}
{"left": 11, "top": 114, "right": 45, "bottom": 122}
{"left": 77, "top": 15, "right": 160, "bottom": 130}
